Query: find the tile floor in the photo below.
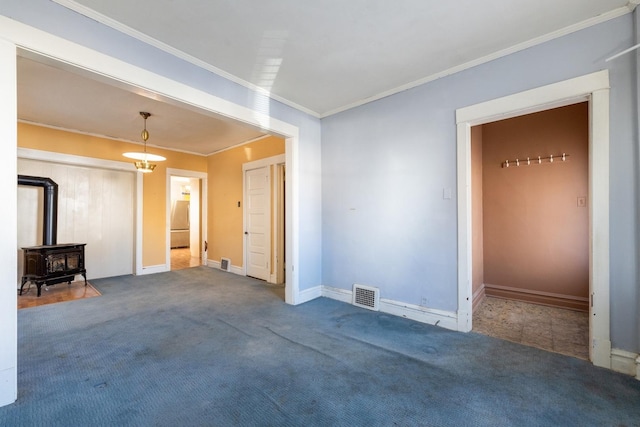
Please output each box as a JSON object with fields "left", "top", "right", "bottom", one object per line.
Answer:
{"left": 473, "top": 296, "right": 589, "bottom": 360}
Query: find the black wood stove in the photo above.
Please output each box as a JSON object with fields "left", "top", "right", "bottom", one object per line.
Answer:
{"left": 20, "top": 244, "right": 87, "bottom": 297}
{"left": 18, "top": 175, "right": 87, "bottom": 297}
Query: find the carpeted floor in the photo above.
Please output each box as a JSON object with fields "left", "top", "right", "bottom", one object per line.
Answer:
{"left": 2, "top": 267, "right": 639, "bottom": 426}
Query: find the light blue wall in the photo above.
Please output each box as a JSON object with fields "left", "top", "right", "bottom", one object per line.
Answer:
{"left": 3, "top": 1, "right": 638, "bottom": 352}
{"left": 0, "top": 0, "right": 323, "bottom": 291}
{"left": 322, "top": 14, "right": 639, "bottom": 352}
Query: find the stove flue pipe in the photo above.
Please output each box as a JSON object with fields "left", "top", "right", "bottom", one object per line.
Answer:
{"left": 17, "top": 175, "right": 58, "bottom": 246}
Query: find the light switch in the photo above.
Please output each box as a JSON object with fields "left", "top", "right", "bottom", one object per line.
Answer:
{"left": 443, "top": 188, "right": 452, "bottom": 200}
{"left": 577, "top": 197, "right": 586, "bottom": 207}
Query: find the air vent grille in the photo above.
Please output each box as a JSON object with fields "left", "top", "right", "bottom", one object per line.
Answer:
{"left": 220, "top": 257, "right": 231, "bottom": 272}
{"left": 352, "top": 284, "right": 380, "bottom": 311}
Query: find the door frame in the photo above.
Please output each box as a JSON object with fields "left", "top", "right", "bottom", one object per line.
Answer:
{"left": 166, "top": 168, "right": 208, "bottom": 269}
{"left": 242, "top": 154, "right": 286, "bottom": 282}
{"left": 456, "top": 70, "right": 611, "bottom": 368}
{"left": 273, "top": 162, "right": 286, "bottom": 284}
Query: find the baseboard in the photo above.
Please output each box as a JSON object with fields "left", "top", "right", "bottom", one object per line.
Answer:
{"left": 207, "top": 259, "right": 243, "bottom": 276}
{"left": 472, "top": 284, "right": 486, "bottom": 312}
{"left": 484, "top": 283, "right": 589, "bottom": 311}
{"left": 321, "top": 286, "right": 352, "bottom": 303}
{"left": 379, "top": 299, "right": 458, "bottom": 331}
{"left": 140, "top": 264, "right": 168, "bottom": 275}
{"left": 321, "top": 286, "right": 458, "bottom": 331}
{"left": 297, "top": 285, "right": 322, "bottom": 304}
{"left": 611, "top": 349, "right": 640, "bottom": 378}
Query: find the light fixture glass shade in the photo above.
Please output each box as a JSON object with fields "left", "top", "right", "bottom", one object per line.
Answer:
{"left": 123, "top": 152, "right": 166, "bottom": 161}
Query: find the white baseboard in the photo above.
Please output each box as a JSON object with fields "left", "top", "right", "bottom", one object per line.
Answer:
{"left": 321, "top": 286, "right": 458, "bottom": 331}
{"left": 297, "top": 285, "right": 322, "bottom": 304}
{"left": 322, "top": 285, "right": 352, "bottom": 303}
{"left": 379, "top": 299, "right": 458, "bottom": 331}
{"left": 207, "top": 259, "right": 243, "bottom": 276}
{"left": 140, "top": 264, "right": 168, "bottom": 275}
{"left": 230, "top": 265, "right": 244, "bottom": 276}
{"left": 611, "top": 348, "right": 640, "bottom": 378}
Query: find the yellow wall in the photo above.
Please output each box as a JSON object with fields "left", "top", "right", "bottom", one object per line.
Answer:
{"left": 17, "top": 122, "right": 207, "bottom": 267}
{"left": 207, "top": 136, "right": 285, "bottom": 268}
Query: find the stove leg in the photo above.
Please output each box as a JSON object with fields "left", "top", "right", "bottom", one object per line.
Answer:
{"left": 19, "top": 277, "right": 27, "bottom": 295}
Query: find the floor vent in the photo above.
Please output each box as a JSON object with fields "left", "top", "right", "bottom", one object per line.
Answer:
{"left": 220, "top": 258, "right": 231, "bottom": 272}
{"left": 352, "top": 284, "right": 380, "bottom": 311}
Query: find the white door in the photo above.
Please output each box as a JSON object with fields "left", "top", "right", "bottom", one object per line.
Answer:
{"left": 17, "top": 158, "right": 135, "bottom": 282}
{"left": 245, "top": 166, "right": 270, "bottom": 281}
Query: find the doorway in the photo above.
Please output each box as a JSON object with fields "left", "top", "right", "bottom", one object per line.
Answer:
{"left": 166, "top": 169, "right": 207, "bottom": 271}
{"left": 469, "top": 103, "right": 589, "bottom": 359}
{"left": 242, "top": 154, "right": 286, "bottom": 293}
{"left": 456, "top": 70, "right": 611, "bottom": 368}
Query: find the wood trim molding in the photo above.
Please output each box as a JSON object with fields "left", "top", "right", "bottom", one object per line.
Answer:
{"left": 472, "top": 284, "right": 486, "bottom": 312}
{"left": 483, "top": 283, "right": 589, "bottom": 311}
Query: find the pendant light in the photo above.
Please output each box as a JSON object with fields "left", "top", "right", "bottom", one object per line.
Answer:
{"left": 123, "top": 111, "right": 166, "bottom": 173}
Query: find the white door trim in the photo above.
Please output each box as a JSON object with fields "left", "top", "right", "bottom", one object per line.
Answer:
{"left": 456, "top": 70, "right": 611, "bottom": 368}
{"left": 166, "top": 168, "right": 208, "bottom": 271}
{"left": 272, "top": 163, "right": 286, "bottom": 285}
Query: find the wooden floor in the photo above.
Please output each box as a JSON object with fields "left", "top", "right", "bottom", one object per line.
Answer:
{"left": 171, "top": 248, "right": 201, "bottom": 270}
{"left": 18, "top": 280, "right": 101, "bottom": 309}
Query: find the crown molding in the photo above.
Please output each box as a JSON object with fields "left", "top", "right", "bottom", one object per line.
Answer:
{"left": 52, "top": 0, "right": 321, "bottom": 119}
{"left": 53, "top": 0, "right": 631, "bottom": 119}
{"left": 320, "top": 5, "right": 631, "bottom": 118}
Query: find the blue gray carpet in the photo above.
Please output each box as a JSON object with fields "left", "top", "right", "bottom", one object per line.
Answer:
{"left": 2, "top": 267, "right": 639, "bottom": 426}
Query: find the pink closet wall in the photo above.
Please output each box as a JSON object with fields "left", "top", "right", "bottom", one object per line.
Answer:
{"left": 480, "top": 103, "right": 589, "bottom": 310}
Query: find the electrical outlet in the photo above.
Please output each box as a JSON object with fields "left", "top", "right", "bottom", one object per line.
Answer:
{"left": 421, "top": 297, "right": 428, "bottom": 306}
{"left": 577, "top": 197, "right": 586, "bottom": 207}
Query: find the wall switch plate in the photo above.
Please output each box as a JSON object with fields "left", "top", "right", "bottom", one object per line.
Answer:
{"left": 443, "top": 188, "right": 452, "bottom": 200}
{"left": 577, "top": 197, "right": 586, "bottom": 207}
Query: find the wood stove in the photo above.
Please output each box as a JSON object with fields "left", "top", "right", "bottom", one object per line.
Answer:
{"left": 18, "top": 175, "right": 88, "bottom": 297}
{"left": 20, "top": 244, "right": 87, "bottom": 297}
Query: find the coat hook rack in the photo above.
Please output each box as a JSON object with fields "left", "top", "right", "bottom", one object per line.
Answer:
{"left": 502, "top": 153, "right": 568, "bottom": 168}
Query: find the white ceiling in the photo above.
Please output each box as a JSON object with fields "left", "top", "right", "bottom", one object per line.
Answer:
{"left": 18, "top": 0, "right": 634, "bottom": 155}
{"left": 17, "top": 56, "right": 268, "bottom": 156}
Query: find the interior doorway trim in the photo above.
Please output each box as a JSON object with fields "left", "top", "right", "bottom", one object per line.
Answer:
{"left": 166, "top": 168, "right": 208, "bottom": 271}
{"left": 0, "top": 15, "right": 300, "bottom": 309}
{"left": 455, "top": 70, "right": 611, "bottom": 368}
